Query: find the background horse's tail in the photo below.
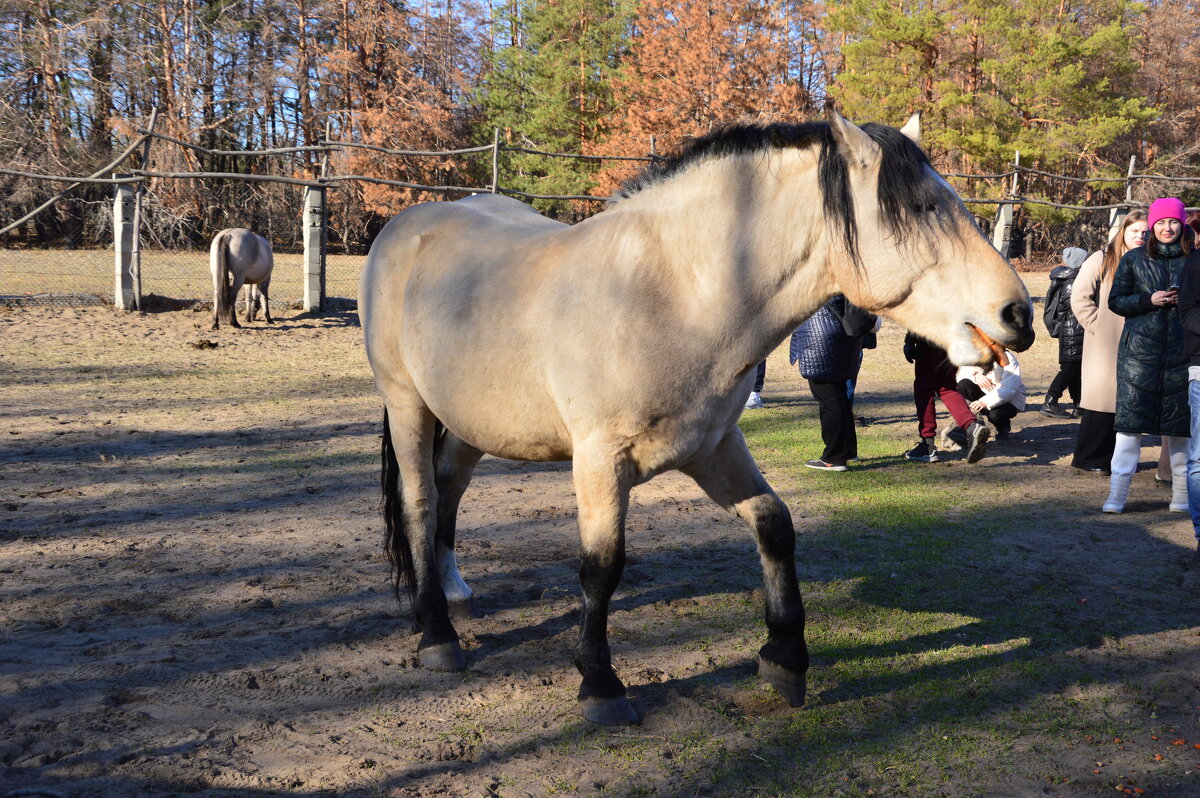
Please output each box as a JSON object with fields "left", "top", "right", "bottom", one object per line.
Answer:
{"left": 212, "top": 229, "right": 232, "bottom": 320}
{"left": 381, "top": 409, "right": 447, "bottom": 610}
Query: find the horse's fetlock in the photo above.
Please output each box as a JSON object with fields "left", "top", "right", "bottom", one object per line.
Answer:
{"left": 759, "top": 637, "right": 809, "bottom": 675}
{"left": 576, "top": 667, "right": 626, "bottom": 700}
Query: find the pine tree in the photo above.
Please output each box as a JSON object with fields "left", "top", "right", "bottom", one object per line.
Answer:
{"left": 827, "top": 0, "right": 1155, "bottom": 176}
{"left": 477, "top": 0, "right": 633, "bottom": 218}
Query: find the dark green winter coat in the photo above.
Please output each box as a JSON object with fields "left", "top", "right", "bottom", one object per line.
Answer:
{"left": 1107, "top": 241, "right": 1190, "bottom": 437}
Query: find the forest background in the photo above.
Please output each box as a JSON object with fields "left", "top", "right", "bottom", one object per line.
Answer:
{"left": 3, "top": 0, "right": 1200, "bottom": 256}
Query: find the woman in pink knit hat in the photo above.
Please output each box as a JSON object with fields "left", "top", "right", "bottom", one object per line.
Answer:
{"left": 1103, "top": 197, "right": 1192, "bottom": 513}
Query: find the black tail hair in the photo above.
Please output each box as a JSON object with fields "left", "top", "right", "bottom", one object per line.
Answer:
{"left": 380, "top": 410, "right": 448, "bottom": 608}
{"left": 214, "top": 230, "right": 232, "bottom": 321}
{"left": 381, "top": 409, "right": 417, "bottom": 606}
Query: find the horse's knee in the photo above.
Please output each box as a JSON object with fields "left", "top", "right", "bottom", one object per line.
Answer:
{"left": 749, "top": 495, "right": 795, "bottom": 561}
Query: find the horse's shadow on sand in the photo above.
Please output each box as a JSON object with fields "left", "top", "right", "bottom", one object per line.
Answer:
{"left": 375, "top": 493, "right": 1200, "bottom": 796}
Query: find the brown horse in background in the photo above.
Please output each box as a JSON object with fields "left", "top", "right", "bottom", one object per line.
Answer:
{"left": 359, "top": 112, "right": 1034, "bottom": 725}
{"left": 210, "top": 228, "right": 274, "bottom": 330}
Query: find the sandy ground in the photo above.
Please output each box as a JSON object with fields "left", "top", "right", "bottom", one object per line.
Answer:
{"left": 3, "top": 301, "right": 1200, "bottom": 797}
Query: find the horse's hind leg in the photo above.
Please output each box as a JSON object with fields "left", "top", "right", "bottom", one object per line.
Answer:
{"left": 259, "top": 278, "right": 273, "bottom": 324}
{"left": 571, "top": 439, "right": 639, "bottom": 725}
{"left": 433, "top": 428, "right": 484, "bottom": 619}
{"left": 244, "top": 284, "right": 256, "bottom": 324}
{"left": 227, "top": 274, "right": 245, "bottom": 328}
{"left": 681, "top": 428, "right": 808, "bottom": 707}
{"left": 381, "top": 402, "right": 465, "bottom": 671}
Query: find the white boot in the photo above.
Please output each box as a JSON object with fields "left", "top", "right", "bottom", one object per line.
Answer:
{"left": 1170, "top": 477, "right": 1189, "bottom": 512}
{"left": 1102, "top": 474, "right": 1133, "bottom": 513}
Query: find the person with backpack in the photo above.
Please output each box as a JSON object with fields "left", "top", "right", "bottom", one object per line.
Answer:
{"left": 1041, "top": 247, "right": 1088, "bottom": 417}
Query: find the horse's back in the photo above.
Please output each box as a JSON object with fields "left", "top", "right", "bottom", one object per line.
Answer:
{"left": 211, "top": 228, "right": 273, "bottom": 282}
{"left": 360, "top": 196, "right": 579, "bottom": 460}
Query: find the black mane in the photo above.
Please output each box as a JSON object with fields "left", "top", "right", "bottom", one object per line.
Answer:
{"left": 614, "top": 120, "right": 953, "bottom": 265}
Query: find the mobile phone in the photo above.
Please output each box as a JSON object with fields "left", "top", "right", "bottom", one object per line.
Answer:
{"left": 1170, "top": 283, "right": 1180, "bottom": 292}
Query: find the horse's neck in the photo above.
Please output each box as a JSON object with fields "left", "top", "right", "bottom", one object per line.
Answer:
{"left": 604, "top": 153, "right": 837, "bottom": 358}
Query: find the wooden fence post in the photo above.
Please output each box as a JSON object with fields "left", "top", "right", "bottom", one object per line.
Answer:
{"left": 303, "top": 185, "right": 326, "bottom": 312}
{"left": 992, "top": 151, "right": 1020, "bottom": 258}
{"left": 490, "top": 128, "right": 500, "bottom": 193}
{"left": 992, "top": 202, "right": 1014, "bottom": 258}
{"left": 129, "top": 106, "right": 159, "bottom": 311}
{"left": 1108, "top": 155, "right": 1137, "bottom": 244}
{"left": 113, "top": 175, "right": 136, "bottom": 310}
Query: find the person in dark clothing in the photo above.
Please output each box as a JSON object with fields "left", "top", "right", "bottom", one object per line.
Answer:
{"left": 745, "top": 361, "right": 766, "bottom": 408}
{"left": 790, "top": 295, "right": 876, "bottom": 471}
{"left": 1176, "top": 235, "right": 1200, "bottom": 558}
{"left": 903, "top": 333, "right": 990, "bottom": 463}
{"left": 1103, "top": 197, "right": 1192, "bottom": 514}
{"left": 1042, "top": 247, "right": 1088, "bottom": 417}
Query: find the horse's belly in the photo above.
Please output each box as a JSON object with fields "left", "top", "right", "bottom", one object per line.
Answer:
{"left": 435, "top": 395, "right": 573, "bottom": 462}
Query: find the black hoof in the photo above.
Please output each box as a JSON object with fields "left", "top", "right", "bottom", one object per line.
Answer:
{"left": 448, "top": 596, "right": 483, "bottom": 620}
{"left": 580, "top": 696, "right": 640, "bottom": 726}
{"left": 758, "top": 656, "right": 806, "bottom": 707}
{"left": 418, "top": 641, "right": 466, "bottom": 671}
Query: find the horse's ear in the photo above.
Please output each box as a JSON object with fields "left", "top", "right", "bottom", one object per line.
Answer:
{"left": 900, "top": 113, "right": 921, "bottom": 145}
{"left": 826, "top": 111, "right": 881, "bottom": 170}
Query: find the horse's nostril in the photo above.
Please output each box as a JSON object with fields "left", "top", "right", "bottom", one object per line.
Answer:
{"left": 998, "top": 300, "right": 1035, "bottom": 351}
{"left": 1000, "top": 300, "right": 1030, "bottom": 332}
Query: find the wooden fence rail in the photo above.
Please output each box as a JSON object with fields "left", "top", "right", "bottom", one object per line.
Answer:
{"left": 4, "top": 117, "right": 1200, "bottom": 306}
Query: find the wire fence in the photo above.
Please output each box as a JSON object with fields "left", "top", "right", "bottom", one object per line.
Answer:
{"left": 4, "top": 124, "right": 1200, "bottom": 307}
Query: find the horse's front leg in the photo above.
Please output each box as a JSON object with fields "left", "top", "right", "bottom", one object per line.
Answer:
{"left": 682, "top": 428, "right": 808, "bottom": 706}
{"left": 572, "top": 442, "right": 638, "bottom": 725}
{"left": 433, "top": 428, "right": 484, "bottom": 620}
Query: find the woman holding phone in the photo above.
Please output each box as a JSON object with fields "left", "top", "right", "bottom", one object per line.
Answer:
{"left": 1103, "top": 197, "right": 1192, "bottom": 513}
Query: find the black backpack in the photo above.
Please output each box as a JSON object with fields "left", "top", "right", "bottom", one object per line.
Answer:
{"left": 1043, "top": 274, "right": 1066, "bottom": 338}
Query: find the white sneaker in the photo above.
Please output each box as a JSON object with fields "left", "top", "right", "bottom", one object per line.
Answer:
{"left": 1170, "top": 478, "right": 1188, "bottom": 512}
{"left": 744, "top": 391, "right": 764, "bottom": 409}
{"left": 1102, "top": 474, "right": 1132, "bottom": 513}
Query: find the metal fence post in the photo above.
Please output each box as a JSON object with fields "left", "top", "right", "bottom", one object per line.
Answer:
{"left": 113, "top": 175, "right": 136, "bottom": 310}
{"left": 303, "top": 185, "right": 326, "bottom": 312}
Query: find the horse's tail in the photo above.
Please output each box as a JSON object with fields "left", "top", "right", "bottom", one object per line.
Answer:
{"left": 212, "top": 230, "right": 232, "bottom": 319}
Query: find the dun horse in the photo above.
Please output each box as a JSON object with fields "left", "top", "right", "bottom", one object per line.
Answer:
{"left": 359, "top": 113, "right": 1034, "bottom": 725}
{"left": 210, "top": 228, "right": 274, "bottom": 330}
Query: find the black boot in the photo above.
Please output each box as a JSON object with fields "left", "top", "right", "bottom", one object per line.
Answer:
{"left": 1040, "top": 398, "right": 1070, "bottom": 418}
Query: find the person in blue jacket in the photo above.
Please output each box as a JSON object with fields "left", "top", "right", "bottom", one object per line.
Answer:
{"left": 1175, "top": 216, "right": 1200, "bottom": 559}
{"left": 790, "top": 295, "right": 877, "bottom": 471}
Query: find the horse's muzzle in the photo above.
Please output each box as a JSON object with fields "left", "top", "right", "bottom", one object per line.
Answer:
{"left": 999, "top": 300, "right": 1035, "bottom": 351}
